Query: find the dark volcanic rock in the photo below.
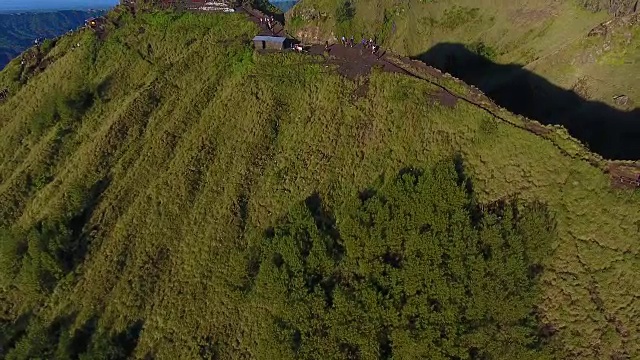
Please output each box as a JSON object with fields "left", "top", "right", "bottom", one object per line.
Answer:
{"left": 580, "top": 0, "right": 639, "bottom": 16}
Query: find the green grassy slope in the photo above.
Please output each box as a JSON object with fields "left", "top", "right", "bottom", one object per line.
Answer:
{"left": 286, "top": 0, "right": 639, "bottom": 111}
{"left": 0, "top": 8, "right": 638, "bottom": 359}
{"left": 287, "top": 0, "right": 606, "bottom": 62}
{"left": 526, "top": 12, "right": 640, "bottom": 110}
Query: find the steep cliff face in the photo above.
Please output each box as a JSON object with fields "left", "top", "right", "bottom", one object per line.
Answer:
{"left": 580, "top": 0, "right": 639, "bottom": 16}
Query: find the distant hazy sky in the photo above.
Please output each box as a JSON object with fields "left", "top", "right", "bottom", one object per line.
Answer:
{"left": 0, "top": 0, "right": 118, "bottom": 12}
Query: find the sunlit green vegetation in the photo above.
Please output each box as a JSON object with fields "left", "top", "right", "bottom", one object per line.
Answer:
{"left": 286, "top": 0, "right": 640, "bottom": 108}
{"left": 0, "top": 8, "right": 638, "bottom": 359}
{"left": 287, "top": 0, "right": 606, "bottom": 59}
{"left": 250, "top": 163, "right": 556, "bottom": 359}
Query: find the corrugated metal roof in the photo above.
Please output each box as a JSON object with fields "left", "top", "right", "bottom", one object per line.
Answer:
{"left": 253, "top": 36, "right": 287, "bottom": 43}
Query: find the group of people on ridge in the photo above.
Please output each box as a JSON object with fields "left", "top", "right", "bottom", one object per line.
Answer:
{"left": 259, "top": 15, "right": 277, "bottom": 31}
{"left": 340, "top": 36, "right": 378, "bottom": 53}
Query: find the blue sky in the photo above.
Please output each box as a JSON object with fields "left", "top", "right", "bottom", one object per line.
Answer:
{"left": 0, "top": 0, "right": 118, "bottom": 11}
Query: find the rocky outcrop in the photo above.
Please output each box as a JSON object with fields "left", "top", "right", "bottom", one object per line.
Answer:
{"left": 294, "top": 25, "right": 336, "bottom": 44}
{"left": 287, "top": 5, "right": 329, "bottom": 22}
{"left": 580, "top": 0, "right": 639, "bottom": 17}
{"left": 587, "top": 12, "right": 639, "bottom": 39}
{"left": 286, "top": 5, "right": 333, "bottom": 43}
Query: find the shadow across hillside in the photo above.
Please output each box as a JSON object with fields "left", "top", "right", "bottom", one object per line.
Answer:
{"left": 416, "top": 43, "right": 640, "bottom": 160}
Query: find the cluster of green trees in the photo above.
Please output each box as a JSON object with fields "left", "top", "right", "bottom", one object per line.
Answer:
{"left": 249, "top": 162, "right": 557, "bottom": 359}
{"left": 0, "top": 220, "right": 72, "bottom": 298}
{"left": 0, "top": 160, "right": 557, "bottom": 359}
{"left": 0, "top": 178, "right": 107, "bottom": 357}
{"left": 2, "top": 314, "right": 142, "bottom": 360}
{"left": 467, "top": 41, "right": 497, "bottom": 61}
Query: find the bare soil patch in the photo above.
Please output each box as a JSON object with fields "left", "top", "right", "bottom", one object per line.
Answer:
{"left": 307, "top": 44, "right": 404, "bottom": 79}
{"left": 352, "top": 80, "right": 369, "bottom": 100}
{"left": 525, "top": 121, "right": 553, "bottom": 136}
{"left": 429, "top": 89, "right": 456, "bottom": 108}
{"left": 607, "top": 163, "right": 640, "bottom": 189}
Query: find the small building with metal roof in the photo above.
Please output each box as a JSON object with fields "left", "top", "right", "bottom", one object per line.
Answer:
{"left": 252, "top": 36, "right": 291, "bottom": 51}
